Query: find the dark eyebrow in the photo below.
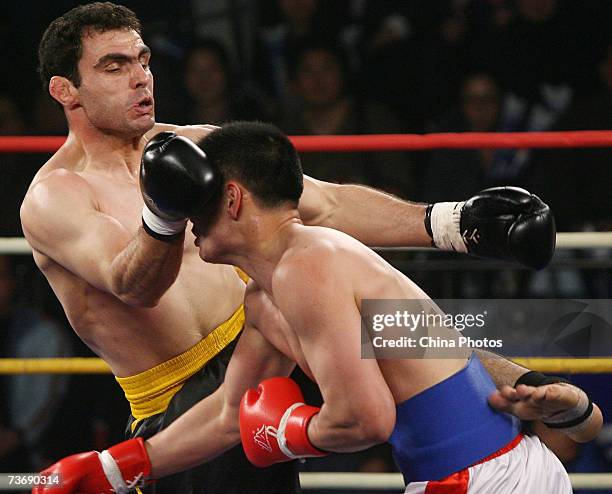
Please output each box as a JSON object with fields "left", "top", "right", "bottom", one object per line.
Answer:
{"left": 94, "top": 46, "right": 151, "bottom": 68}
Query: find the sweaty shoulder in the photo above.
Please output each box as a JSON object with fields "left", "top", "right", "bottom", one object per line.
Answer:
{"left": 21, "top": 169, "right": 95, "bottom": 252}
{"left": 271, "top": 229, "right": 358, "bottom": 333}
{"left": 273, "top": 228, "right": 346, "bottom": 292}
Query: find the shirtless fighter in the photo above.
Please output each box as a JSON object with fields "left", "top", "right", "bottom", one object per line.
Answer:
{"left": 34, "top": 123, "right": 599, "bottom": 494}
{"left": 24, "top": 3, "right": 554, "bottom": 493}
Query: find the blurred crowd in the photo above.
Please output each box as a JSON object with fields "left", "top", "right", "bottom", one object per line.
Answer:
{"left": 1, "top": 1, "right": 612, "bottom": 492}
{"left": 2, "top": 0, "right": 612, "bottom": 233}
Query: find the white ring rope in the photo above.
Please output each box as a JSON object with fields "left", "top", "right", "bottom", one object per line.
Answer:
{"left": 1, "top": 232, "right": 612, "bottom": 255}
{"left": 0, "top": 238, "right": 32, "bottom": 254}
{"left": 299, "top": 473, "right": 612, "bottom": 490}
{"left": 0, "top": 472, "right": 610, "bottom": 491}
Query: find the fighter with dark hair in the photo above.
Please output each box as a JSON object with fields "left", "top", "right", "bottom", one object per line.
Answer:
{"left": 25, "top": 3, "right": 554, "bottom": 493}
{"left": 34, "top": 123, "right": 597, "bottom": 494}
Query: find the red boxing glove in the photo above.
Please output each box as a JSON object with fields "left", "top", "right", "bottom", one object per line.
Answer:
{"left": 239, "top": 376, "right": 327, "bottom": 467}
{"left": 32, "top": 438, "right": 151, "bottom": 494}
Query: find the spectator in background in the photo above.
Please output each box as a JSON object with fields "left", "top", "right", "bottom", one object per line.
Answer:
{"left": 529, "top": 41, "right": 612, "bottom": 231}
{"left": 465, "top": 0, "right": 515, "bottom": 35}
{"left": 352, "top": 1, "right": 474, "bottom": 132}
{"left": 421, "top": 73, "right": 503, "bottom": 203}
{"left": 0, "top": 255, "right": 72, "bottom": 473}
{"left": 478, "top": 0, "right": 600, "bottom": 183}
{"left": 280, "top": 41, "right": 414, "bottom": 196}
{"left": 255, "top": 0, "right": 341, "bottom": 102}
{"left": 0, "top": 95, "right": 39, "bottom": 237}
{"left": 171, "top": 38, "right": 272, "bottom": 126}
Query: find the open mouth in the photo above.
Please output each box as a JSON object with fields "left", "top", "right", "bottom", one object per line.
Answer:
{"left": 134, "top": 96, "right": 154, "bottom": 112}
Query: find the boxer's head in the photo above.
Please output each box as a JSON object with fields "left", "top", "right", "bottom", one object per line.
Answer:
{"left": 38, "top": 2, "right": 154, "bottom": 138}
{"left": 192, "top": 122, "right": 303, "bottom": 263}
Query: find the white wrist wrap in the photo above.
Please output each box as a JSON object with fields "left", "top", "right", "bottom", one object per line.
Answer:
{"left": 98, "top": 449, "right": 129, "bottom": 494}
{"left": 543, "top": 387, "right": 593, "bottom": 434}
{"left": 142, "top": 204, "right": 187, "bottom": 236}
{"left": 430, "top": 202, "right": 467, "bottom": 253}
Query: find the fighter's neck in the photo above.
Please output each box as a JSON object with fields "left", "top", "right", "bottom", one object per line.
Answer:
{"left": 64, "top": 124, "right": 145, "bottom": 179}
{"left": 228, "top": 216, "right": 301, "bottom": 294}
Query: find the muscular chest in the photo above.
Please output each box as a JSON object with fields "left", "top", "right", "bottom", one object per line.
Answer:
{"left": 86, "top": 175, "right": 144, "bottom": 232}
{"left": 86, "top": 174, "right": 199, "bottom": 252}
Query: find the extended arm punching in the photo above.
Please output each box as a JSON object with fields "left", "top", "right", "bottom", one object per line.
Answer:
{"left": 299, "top": 178, "right": 555, "bottom": 269}
{"left": 299, "top": 176, "right": 431, "bottom": 247}
{"left": 155, "top": 125, "right": 555, "bottom": 269}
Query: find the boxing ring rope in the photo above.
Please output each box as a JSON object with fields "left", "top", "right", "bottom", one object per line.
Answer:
{"left": 4, "top": 130, "right": 612, "bottom": 251}
{"left": 0, "top": 472, "right": 610, "bottom": 491}
{"left": 297, "top": 473, "right": 612, "bottom": 490}
{"left": 1, "top": 131, "right": 611, "bottom": 490}
{"left": 3, "top": 232, "right": 612, "bottom": 255}
{"left": 3, "top": 130, "right": 612, "bottom": 153}
{"left": 0, "top": 357, "right": 611, "bottom": 375}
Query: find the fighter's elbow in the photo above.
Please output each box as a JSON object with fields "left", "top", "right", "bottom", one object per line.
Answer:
{"left": 301, "top": 180, "right": 340, "bottom": 227}
{"left": 110, "top": 270, "right": 163, "bottom": 307}
{"left": 347, "top": 423, "right": 387, "bottom": 447}
{"left": 220, "top": 403, "right": 241, "bottom": 444}
{"left": 112, "top": 283, "right": 161, "bottom": 308}
{"left": 339, "top": 403, "right": 395, "bottom": 446}
{"left": 124, "top": 294, "right": 161, "bottom": 308}
{"left": 337, "top": 416, "right": 393, "bottom": 448}
{"left": 360, "top": 409, "right": 395, "bottom": 444}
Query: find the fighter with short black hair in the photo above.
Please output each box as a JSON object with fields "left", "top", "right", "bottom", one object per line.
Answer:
{"left": 34, "top": 123, "right": 599, "bottom": 494}
{"left": 27, "top": 3, "right": 555, "bottom": 493}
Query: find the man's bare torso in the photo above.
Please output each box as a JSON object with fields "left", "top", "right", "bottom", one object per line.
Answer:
{"left": 247, "top": 225, "right": 469, "bottom": 405}
{"left": 22, "top": 124, "right": 245, "bottom": 376}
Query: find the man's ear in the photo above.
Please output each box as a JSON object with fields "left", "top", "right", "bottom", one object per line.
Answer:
{"left": 49, "top": 76, "right": 79, "bottom": 109}
{"left": 226, "top": 182, "right": 242, "bottom": 220}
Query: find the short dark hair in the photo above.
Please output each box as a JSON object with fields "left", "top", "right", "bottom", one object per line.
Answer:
{"left": 198, "top": 122, "right": 303, "bottom": 209}
{"left": 38, "top": 2, "right": 142, "bottom": 90}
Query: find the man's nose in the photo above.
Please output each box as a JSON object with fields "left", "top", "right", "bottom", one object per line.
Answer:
{"left": 131, "top": 63, "right": 150, "bottom": 89}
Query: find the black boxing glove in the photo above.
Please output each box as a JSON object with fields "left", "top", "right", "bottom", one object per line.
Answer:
{"left": 140, "top": 131, "right": 220, "bottom": 241}
{"left": 424, "top": 187, "right": 555, "bottom": 269}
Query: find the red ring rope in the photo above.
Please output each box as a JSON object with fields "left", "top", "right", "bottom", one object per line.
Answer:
{"left": 1, "top": 130, "right": 612, "bottom": 153}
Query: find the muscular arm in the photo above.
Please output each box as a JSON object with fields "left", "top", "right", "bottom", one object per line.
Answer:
{"left": 21, "top": 171, "right": 182, "bottom": 307}
{"left": 299, "top": 176, "right": 430, "bottom": 247}
{"left": 275, "top": 254, "right": 396, "bottom": 453}
{"left": 170, "top": 122, "right": 429, "bottom": 249}
{"left": 146, "top": 284, "right": 295, "bottom": 477}
{"left": 475, "top": 349, "right": 530, "bottom": 388}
